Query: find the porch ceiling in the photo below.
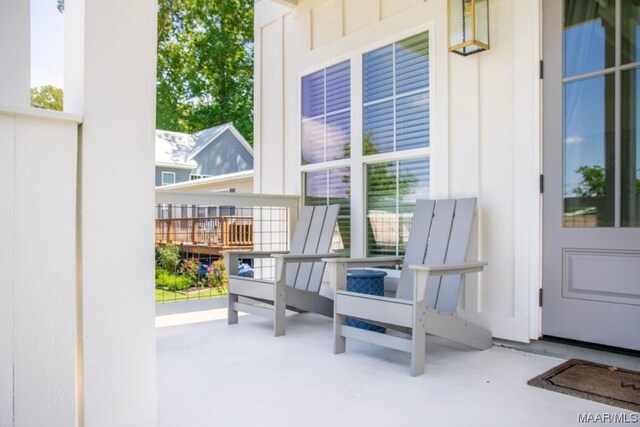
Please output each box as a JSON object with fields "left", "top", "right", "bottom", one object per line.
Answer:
{"left": 156, "top": 299, "right": 634, "bottom": 426}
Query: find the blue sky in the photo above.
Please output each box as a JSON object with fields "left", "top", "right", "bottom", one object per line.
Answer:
{"left": 30, "top": 0, "right": 64, "bottom": 89}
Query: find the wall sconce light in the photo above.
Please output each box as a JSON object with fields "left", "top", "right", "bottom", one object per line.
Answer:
{"left": 448, "top": 0, "right": 490, "bottom": 56}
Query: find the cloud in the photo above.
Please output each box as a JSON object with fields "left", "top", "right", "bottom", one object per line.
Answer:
{"left": 565, "top": 135, "right": 585, "bottom": 145}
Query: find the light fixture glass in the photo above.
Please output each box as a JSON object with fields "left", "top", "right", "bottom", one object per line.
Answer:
{"left": 448, "top": 0, "right": 490, "bottom": 56}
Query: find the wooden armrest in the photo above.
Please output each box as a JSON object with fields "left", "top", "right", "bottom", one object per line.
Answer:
{"left": 223, "top": 250, "right": 289, "bottom": 259}
{"left": 322, "top": 256, "right": 403, "bottom": 268}
{"left": 408, "top": 261, "right": 487, "bottom": 276}
{"left": 272, "top": 253, "right": 342, "bottom": 263}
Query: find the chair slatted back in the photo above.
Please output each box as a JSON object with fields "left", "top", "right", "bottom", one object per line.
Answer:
{"left": 395, "top": 198, "right": 476, "bottom": 313}
{"left": 286, "top": 205, "right": 340, "bottom": 293}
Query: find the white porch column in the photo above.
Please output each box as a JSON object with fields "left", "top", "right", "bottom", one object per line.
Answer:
{"left": 65, "top": 0, "right": 158, "bottom": 426}
{"left": 0, "top": 0, "right": 30, "bottom": 107}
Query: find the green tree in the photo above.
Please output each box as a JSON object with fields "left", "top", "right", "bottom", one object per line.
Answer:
{"left": 573, "top": 165, "right": 606, "bottom": 198}
{"left": 157, "top": 0, "right": 254, "bottom": 143}
{"left": 31, "top": 85, "right": 63, "bottom": 111}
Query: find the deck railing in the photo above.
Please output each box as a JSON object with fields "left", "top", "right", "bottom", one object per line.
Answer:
{"left": 154, "top": 191, "right": 301, "bottom": 303}
{"left": 155, "top": 216, "right": 254, "bottom": 251}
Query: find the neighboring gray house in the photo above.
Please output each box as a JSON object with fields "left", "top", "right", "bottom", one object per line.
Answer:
{"left": 155, "top": 123, "right": 253, "bottom": 187}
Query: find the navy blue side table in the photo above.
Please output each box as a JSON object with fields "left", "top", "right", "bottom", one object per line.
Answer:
{"left": 346, "top": 269, "right": 387, "bottom": 333}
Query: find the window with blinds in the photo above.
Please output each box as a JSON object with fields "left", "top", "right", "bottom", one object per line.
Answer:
{"left": 299, "top": 30, "right": 430, "bottom": 258}
{"left": 364, "top": 32, "right": 431, "bottom": 256}
{"left": 301, "top": 60, "right": 351, "bottom": 164}
{"left": 364, "top": 32, "right": 429, "bottom": 155}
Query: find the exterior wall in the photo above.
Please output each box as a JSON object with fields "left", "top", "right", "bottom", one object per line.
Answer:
{"left": 155, "top": 166, "right": 192, "bottom": 186}
{"left": 255, "top": 0, "right": 541, "bottom": 342}
{"left": 0, "top": 108, "right": 81, "bottom": 427}
{"left": 192, "top": 128, "right": 254, "bottom": 176}
{"left": 159, "top": 176, "right": 255, "bottom": 193}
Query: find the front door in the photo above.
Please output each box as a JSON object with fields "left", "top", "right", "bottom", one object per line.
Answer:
{"left": 542, "top": 0, "right": 640, "bottom": 351}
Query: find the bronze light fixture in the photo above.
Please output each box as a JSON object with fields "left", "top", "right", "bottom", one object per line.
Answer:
{"left": 448, "top": 0, "right": 490, "bottom": 56}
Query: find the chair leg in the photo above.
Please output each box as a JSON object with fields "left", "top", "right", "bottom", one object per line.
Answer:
{"left": 274, "top": 259, "right": 286, "bottom": 337}
{"left": 228, "top": 293, "right": 238, "bottom": 325}
{"left": 411, "top": 307, "right": 427, "bottom": 377}
{"left": 333, "top": 313, "right": 346, "bottom": 354}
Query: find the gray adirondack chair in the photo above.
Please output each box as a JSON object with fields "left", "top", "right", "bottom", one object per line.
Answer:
{"left": 325, "top": 198, "right": 491, "bottom": 376}
{"left": 224, "top": 205, "right": 340, "bottom": 336}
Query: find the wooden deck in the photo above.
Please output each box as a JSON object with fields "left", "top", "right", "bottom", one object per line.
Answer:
{"left": 155, "top": 216, "right": 253, "bottom": 257}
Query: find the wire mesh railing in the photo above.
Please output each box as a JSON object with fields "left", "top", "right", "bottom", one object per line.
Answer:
{"left": 154, "top": 192, "right": 300, "bottom": 304}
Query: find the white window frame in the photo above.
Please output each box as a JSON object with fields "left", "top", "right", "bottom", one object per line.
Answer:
{"left": 161, "top": 171, "right": 176, "bottom": 186}
{"left": 299, "top": 26, "right": 435, "bottom": 259}
{"left": 189, "top": 174, "right": 211, "bottom": 180}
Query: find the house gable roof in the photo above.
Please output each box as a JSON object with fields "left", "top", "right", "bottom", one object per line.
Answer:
{"left": 188, "top": 122, "right": 253, "bottom": 160}
{"left": 155, "top": 130, "right": 197, "bottom": 168}
{"left": 155, "top": 122, "right": 253, "bottom": 169}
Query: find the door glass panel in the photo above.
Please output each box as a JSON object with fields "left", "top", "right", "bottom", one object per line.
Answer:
{"left": 622, "top": 0, "right": 640, "bottom": 65}
{"left": 622, "top": 68, "right": 640, "bottom": 226}
{"left": 564, "top": 75, "right": 615, "bottom": 227}
{"left": 564, "top": 0, "right": 616, "bottom": 78}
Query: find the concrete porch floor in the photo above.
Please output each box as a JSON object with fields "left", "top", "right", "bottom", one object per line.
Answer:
{"left": 157, "top": 298, "right": 639, "bottom": 427}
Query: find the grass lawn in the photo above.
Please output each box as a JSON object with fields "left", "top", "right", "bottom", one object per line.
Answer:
{"left": 156, "top": 287, "right": 227, "bottom": 304}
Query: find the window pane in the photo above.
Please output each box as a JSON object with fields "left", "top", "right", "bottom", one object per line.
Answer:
{"left": 302, "top": 70, "right": 324, "bottom": 118}
{"left": 564, "top": 0, "right": 616, "bottom": 77}
{"left": 162, "top": 173, "right": 175, "bottom": 185}
{"left": 622, "top": 0, "right": 640, "bottom": 65}
{"left": 301, "top": 61, "right": 351, "bottom": 164}
{"left": 329, "top": 168, "right": 351, "bottom": 253}
{"left": 326, "top": 61, "right": 350, "bottom": 113}
{"left": 564, "top": 75, "right": 615, "bottom": 227}
{"left": 396, "top": 92, "right": 429, "bottom": 151}
{"left": 304, "top": 170, "right": 328, "bottom": 203}
{"left": 364, "top": 100, "right": 394, "bottom": 154}
{"left": 364, "top": 45, "right": 393, "bottom": 103}
{"left": 366, "top": 157, "right": 430, "bottom": 256}
{"left": 301, "top": 118, "right": 325, "bottom": 165}
{"left": 398, "top": 158, "right": 430, "bottom": 254}
{"left": 326, "top": 111, "right": 350, "bottom": 161}
{"left": 399, "top": 158, "right": 430, "bottom": 205}
{"left": 396, "top": 32, "right": 429, "bottom": 95}
{"left": 304, "top": 168, "right": 351, "bottom": 253}
{"left": 622, "top": 68, "right": 640, "bottom": 226}
{"left": 367, "top": 161, "right": 397, "bottom": 256}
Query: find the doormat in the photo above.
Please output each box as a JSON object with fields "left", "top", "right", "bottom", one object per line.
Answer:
{"left": 527, "top": 359, "right": 640, "bottom": 412}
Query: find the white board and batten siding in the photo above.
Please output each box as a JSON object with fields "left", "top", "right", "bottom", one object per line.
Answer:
{"left": 255, "top": 0, "right": 542, "bottom": 342}
{"left": 0, "top": 107, "right": 81, "bottom": 427}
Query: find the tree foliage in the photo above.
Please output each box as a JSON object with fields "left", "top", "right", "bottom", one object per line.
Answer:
{"left": 573, "top": 165, "right": 606, "bottom": 198}
{"left": 157, "top": 0, "right": 254, "bottom": 143}
{"left": 31, "top": 85, "right": 64, "bottom": 111}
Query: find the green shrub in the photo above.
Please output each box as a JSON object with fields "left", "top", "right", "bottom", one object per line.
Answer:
{"left": 180, "top": 258, "right": 201, "bottom": 285}
{"left": 155, "top": 270, "right": 193, "bottom": 291}
{"left": 206, "top": 259, "right": 228, "bottom": 290}
{"left": 157, "top": 243, "right": 181, "bottom": 272}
